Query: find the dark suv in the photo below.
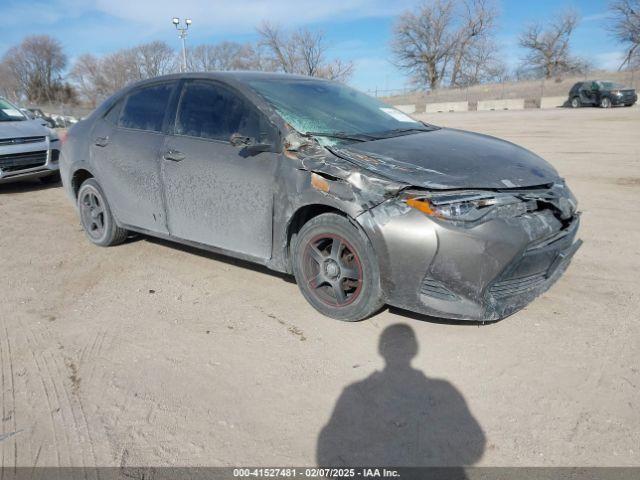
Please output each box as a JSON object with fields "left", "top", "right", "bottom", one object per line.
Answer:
{"left": 568, "top": 80, "right": 637, "bottom": 108}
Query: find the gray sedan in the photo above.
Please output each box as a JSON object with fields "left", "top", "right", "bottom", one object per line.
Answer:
{"left": 0, "top": 97, "right": 61, "bottom": 184}
{"left": 60, "top": 72, "right": 581, "bottom": 322}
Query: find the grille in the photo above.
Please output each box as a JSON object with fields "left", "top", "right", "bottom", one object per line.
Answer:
{"left": 0, "top": 136, "right": 46, "bottom": 146}
{"left": 420, "top": 277, "right": 458, "bottom": 300}
{"left": 489, "top": 272, "right": 547, "bottom": 299}
{"left": 0, "top": 150, "right": 47, "bottom": 172}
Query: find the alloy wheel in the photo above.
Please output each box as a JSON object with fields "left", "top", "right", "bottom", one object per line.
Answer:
{"left": 302, "top": 233, "right": 363, "bottom": 307}
{"left": 80, "top": 190, "right": 106, "bottom": 240}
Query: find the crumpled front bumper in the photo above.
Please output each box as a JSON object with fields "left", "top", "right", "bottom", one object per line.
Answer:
{"left": 358, "top": 201, "right": 582, "bottom": 321}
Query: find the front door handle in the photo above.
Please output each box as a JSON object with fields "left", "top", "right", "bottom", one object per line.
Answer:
{"left": 94, "top": 136, "right": 109, "bottom": 147}
{"left": 163, "top": 149, "right": 186, "bottom": 162}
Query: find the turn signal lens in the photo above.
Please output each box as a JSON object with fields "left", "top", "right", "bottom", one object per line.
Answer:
{"left": 406, "top": 197, "right": 436, "bottom": 216}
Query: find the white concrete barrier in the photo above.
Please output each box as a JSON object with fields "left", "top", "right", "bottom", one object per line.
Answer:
{"left": 540, "top": 96, "right": 567, "bottom": 109}
{"left": 425, "top": 101, "right": 469, "bottom": 113}
{"left": 477, "top": 99, "right": 525, "bottom": 111}
{"left": 393, "top": 104, "right": 416, "bottom": 114}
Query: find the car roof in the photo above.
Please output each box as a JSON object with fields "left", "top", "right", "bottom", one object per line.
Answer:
{"left": 128, "top": 71, "right": 328, "bottom": 90}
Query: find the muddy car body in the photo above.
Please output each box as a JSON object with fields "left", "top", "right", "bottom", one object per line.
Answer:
{"left": 60, "top": 72, "right": 581, "bottom": 322}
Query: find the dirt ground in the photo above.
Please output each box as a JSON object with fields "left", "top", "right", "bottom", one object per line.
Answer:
{"left": 1, "top": 106, "right": 639, "bottom": 468}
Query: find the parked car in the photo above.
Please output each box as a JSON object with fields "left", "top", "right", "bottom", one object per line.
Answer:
{"left": 26, "top": 108, "right": 57, "bottom": 128}
{"left": 0, "top": 97, "right": 61, "bottom": 184}
{"left": 60, "top": 72, "right": 581, "bottom": 322}
{"left": 568, "top": 80, "right": 637, "bottom": 108}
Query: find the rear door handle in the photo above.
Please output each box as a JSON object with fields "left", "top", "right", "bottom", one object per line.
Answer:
{"left": 163, "top": 149, "right": 186, "bottom": 162}
{"left": 94, "top": 136, "right": 109, "bottom": 147}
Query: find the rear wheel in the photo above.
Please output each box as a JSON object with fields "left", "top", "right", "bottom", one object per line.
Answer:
{"left": 77, "top": 178, "right": 128, "bottom": 246}
{"left": 570, "top": 97, "right": 581, "bottom": 108}
{"left": 600, "top": 97, "right": 612, "bottom": 108}
{"left": 292, "top": 213, "right": 384, "bottom": 321}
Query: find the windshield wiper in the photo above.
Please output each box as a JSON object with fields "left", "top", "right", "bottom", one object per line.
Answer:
{"left": 303, "top": 131, "right": 375, "bottom": 143}
{"left": 373, "top": 127, "right": 436, "bottom": 138}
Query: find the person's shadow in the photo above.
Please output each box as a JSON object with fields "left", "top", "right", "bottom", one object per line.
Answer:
{"left": 317, "top": 324, "right": 485, "bottom": 471}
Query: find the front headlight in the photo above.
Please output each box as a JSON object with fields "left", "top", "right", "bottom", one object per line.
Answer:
{"left": 403, "top": 191, "right": 523, "bottom": 222}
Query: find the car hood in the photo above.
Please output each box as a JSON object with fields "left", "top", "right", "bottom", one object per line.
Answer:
{"left": 0, "top": 119, "right": 50, "bottom": 140}
{"left": 330, "top": 128, "right": 562, "bottom": 189}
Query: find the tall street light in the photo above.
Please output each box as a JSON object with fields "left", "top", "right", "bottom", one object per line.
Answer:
{"left": 172, "top": 17, "right": 192, "bottom": 73}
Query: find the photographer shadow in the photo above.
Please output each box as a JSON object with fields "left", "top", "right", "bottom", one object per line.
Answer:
{"left": 317, "top": 324, "right": 485, "bottom": 474}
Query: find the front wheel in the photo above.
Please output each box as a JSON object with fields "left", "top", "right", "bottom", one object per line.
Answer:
{"left": 570, "top": 97, "right": 581, "bottom": 108}
{"left": 600, "top": 97, "right": 612, "bottom": 108}
{"left": 77, "top": 178, "right": 128, "bottom": 246}
{"left": 292, "top": 213, "right": 384, "bottom": 321}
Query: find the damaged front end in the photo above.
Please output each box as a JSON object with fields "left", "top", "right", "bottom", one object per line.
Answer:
{"left": 285, "top": 131, "right": 582, "bottom": 322}
{"left": 361, "top": 183, "right": 582, "bottom": 321}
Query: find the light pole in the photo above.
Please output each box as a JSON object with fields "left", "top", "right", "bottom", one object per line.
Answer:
{"left": 172, "top": 17, "right": 192, "bottom": 73}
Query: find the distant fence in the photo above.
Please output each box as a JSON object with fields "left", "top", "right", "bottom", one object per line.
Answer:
{"left": 393, "top": 96, "right": 570, "bottom": 113}
{"left": 425, "top": 101, "right": 469, "bottom": 113}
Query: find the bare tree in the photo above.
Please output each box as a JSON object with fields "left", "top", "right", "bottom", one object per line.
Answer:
{"left": 133, "top": 41, "right": 177, "bottom": 78}
{"left": 608, "top": 0, "right": 640, "bottom": 69}
{"left": 257, "top": 23, "right": 354, "bottom": 82}
{"left": 449, "top": 0, "right": 497, "bottom": 86}
{"left": 392, "top": 0, "right": 456, "bottom": 89}
{"left": 70, "top": 41, "right": 179, "bottom": 105}
{"left": 187, "top": 42, "right": 263, "bottom": 71}
{"left": 1, "top": 35, "right": 68, "bottom": 103}
{"left": 69, "top": 54, "right": 103, "bottom": 107}
{"left": 392, "top": 0, "right": 498, "bottom": 89}
{"left": 457, "top": 37, "right": 507, "bottom": 86}
{"left": 0, "top": 61, "right": 22, "bottom": 102}
{"left": 518, "top": 10, "right": 585, "bottom": 79}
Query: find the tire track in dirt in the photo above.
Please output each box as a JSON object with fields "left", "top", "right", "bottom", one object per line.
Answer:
{"left": 1, "top": 315, "right": 7, "bottom": 472}
{"left": 33, "top": 316, "right": 101, "bottom": 474}
{"left": 1, "top": 318, "right": 19, "bottom": 470}
{"left": 19, "top": 319, "right": 68, "bottom": 467}
{"left": 80, "top": 327, "right": 111, "bottom": 384}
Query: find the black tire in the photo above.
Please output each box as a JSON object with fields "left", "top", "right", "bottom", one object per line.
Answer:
{"left": 600, "top": 97, "right": 612, "bottom": 108}
{"left": 77, "top": 178, "right": 128, "bottom": 247}
{"left": 292, "top": 213, "right": 384, "bottom": 321}
{"left": 39, "top": 172, "right": 61, "bottom": 184}
{"left": 570, "top": 97, "right": 581, "bottom": 108}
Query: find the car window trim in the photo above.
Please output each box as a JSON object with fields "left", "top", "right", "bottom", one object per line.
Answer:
{"left": 102, "top": 98, "right": 124, "bottom": 125}
{"left": 116, "top": 80, "right": 178, "bottom": 134}
{"left": 170, "top": 79, "right": 278, "bottom": 146}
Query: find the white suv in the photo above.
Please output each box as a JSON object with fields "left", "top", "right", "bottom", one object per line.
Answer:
{"left": 0, "top": 97, "right": 61, "bottom": 184}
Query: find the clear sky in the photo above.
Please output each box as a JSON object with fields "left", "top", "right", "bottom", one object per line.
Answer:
{"left": 0, "top": 0, "right": 619, "bottom": 93}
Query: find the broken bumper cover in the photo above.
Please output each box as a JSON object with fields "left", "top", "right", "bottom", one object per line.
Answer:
{"left": 359, "top": 203, "right": 581, "bottom": 322}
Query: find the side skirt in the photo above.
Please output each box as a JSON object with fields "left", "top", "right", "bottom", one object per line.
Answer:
{"left": 120, "top": 223, "right": 287, "bottom": 273}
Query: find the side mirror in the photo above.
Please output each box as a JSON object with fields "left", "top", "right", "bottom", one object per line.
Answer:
{"left": 230, "top": 133, "right": 251, "bottom": 147}
{"left": 230, "top": 133, "right": 273, "bottom": 157}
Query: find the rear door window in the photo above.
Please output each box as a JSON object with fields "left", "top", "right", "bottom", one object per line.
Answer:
{"left": 104, "top": 99, "right": 124, "bottom": 125}
{"left": 119, "top": 83, "right": 174, "bottom": 132}
{"left": 175, "top": 81, "right": 261, "bottom": 142}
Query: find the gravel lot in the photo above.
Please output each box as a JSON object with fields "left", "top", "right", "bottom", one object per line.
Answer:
{"left": 1, "top": 106, "right": 639, "bottom": 468}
